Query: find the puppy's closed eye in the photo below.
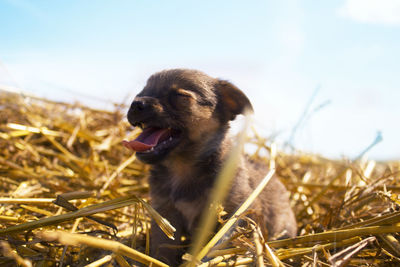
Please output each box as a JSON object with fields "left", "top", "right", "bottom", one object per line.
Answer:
{"left": 168, "top": 89, "right": 196, "bottom": 109}
{"left": 173, "top": 89, "right": 196, "bottom": 98}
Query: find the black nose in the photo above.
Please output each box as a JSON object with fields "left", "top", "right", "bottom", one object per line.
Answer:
{"left": 130, "top": 99, "right": 146, "bottom": 112}
{"left": 127, "top": 98, "right": 151, "bottom": 126}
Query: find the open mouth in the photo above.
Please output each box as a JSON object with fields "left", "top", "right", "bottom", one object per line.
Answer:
{"left": 123, "top": 126, "right": 181, "bottom": 156}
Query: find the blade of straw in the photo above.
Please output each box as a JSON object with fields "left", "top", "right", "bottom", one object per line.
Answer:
{"left": 101, "top": 153, "right": 137, "bottom": 192}
{"left": 192, "top": 168, "right": 275, "bottom": 264}
{"left": 268, "top": 224, "right": 400, "bottom": 248}
{"left": 138, "top": 198, "right": 176, "bottom": 240}
{"left": 39, "top": 231, "right": 168, "bottom": 267}
{"left": 0, "top": 195, "right": 139, "bottom": 235}
{"left": 188, "top": 111, "right": 252, "bottom": 266}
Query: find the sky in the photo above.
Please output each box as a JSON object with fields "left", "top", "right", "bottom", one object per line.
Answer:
{"left": 0, "top": 0, "right": 399, "bottom": 160}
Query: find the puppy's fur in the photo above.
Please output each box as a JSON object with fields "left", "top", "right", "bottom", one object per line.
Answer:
{"left": 124, "top": 69, "right": 296, "bottom": 265}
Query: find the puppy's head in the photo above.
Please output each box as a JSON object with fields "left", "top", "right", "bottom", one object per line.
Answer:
{"left": 123, "top": 69, "right": 252, "bottom": 163}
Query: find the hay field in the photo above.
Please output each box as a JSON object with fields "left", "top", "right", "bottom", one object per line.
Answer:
{"left": 0, "top": 89, "right": 400, "bottom": 266}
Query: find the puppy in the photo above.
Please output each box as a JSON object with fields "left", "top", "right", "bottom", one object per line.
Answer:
{"left": 123, "top": 69, "right": 296, "bottom": 265}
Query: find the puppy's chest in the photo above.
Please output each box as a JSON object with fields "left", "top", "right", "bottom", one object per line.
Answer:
{"left": 152, "top": 168, "right": 214, "bottom": 230}
{"left": 175, "top": 197, "right": 207, "bottom": 231}
{"left": 169, "top": 174, "right": 211, "bottom": 231}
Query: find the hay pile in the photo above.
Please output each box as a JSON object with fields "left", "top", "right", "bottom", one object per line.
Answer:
{"left": 0, "top": 89, "right": 399, "bottom": 266}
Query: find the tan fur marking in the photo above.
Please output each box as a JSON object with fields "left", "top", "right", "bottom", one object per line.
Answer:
{"left": 176, "top": 88, "right": 196, "bottom": 99}
{"left": 175, "top": 197, "right": 207, "bottom": 231}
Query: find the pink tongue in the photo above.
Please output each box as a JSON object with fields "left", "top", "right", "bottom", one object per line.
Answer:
{"left": 123, "top": 128, "right": 170, "bottom": 152}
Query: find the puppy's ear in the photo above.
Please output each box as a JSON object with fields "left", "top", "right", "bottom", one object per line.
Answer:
{"left": 216, "top": 80, "right": 253, "bottom": 122}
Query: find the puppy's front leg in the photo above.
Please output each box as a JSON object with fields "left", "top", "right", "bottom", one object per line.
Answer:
{"left": 151, "top": 197, "right": 188, "bottom": 266}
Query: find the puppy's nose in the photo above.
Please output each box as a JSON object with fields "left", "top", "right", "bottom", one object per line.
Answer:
{"left": 127, "top": 98, "right": 152, "bottom": 126}
{"left": 130, "top": 99, "right": 147, "bottom": 112}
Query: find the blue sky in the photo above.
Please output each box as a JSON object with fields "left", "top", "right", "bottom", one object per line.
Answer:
{"left": 0, "top": 0, "right": 399, "bottom": 160}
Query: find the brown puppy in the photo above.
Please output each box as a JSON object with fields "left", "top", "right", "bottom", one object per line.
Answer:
{"left": 123, "top": 69, "right": 296, "bottom": 265}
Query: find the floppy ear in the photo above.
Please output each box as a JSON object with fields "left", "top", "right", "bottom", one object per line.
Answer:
{"left": 216, "top": 80, "right": 253, "bottom": 122}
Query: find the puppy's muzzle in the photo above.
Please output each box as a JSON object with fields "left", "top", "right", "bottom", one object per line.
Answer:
{"left": 127, "top": 98, "right": 154, "bottom": 127}
{"left": 124, "top": 96, "right": 182, "bottom": 162}
{"left": 130, "top": 99, "right": 146, "bottom": 113}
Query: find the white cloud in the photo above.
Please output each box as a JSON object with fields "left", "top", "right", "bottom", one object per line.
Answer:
{"left": 339, "top": 0, "right": 400, "bottom": 26}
